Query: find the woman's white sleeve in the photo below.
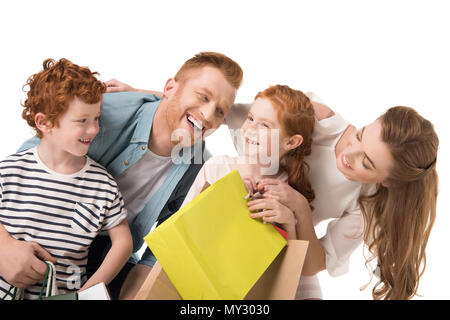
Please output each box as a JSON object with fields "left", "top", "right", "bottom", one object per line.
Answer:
{"left": 319, "top": 207, "right": 365, "bottom": 277}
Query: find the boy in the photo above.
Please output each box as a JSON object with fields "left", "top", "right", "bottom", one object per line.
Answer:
{"left": 0, "top": 58, "right": 132, "bottom": 299}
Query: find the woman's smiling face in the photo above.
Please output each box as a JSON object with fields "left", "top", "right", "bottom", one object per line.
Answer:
{"left": 336, "top": 119, "right": 393, "bottom": 185}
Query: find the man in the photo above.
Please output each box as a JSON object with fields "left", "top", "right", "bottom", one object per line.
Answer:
{"left": 0, "top": 52, "right": 243, "bottom": 299}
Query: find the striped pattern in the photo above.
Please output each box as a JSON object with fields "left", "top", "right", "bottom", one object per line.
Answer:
{"left": 0, "top": 148, "right": 127, "bottom": 300}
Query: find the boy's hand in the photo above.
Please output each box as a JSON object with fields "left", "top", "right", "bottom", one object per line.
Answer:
{"left": 0, "top": 236, "right": 56, "bottom": 288}
{"left": 105, "top": 79, "right": 136, "bottom": 93}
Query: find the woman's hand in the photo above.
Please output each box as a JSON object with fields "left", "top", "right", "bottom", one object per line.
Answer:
{"left": 247, "top": 197, "right": 297, "bottom": 235}
{"left": 105, "top": 79, "right": 136, "bottom": 93}
{"left": 257, "top": 178, "right": 306, "bottom": 212}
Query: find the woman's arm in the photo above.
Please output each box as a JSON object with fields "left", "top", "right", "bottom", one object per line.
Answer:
{"left": 79, "top": 219, "right": 133, "bottom": 291}
{"left": 291, "top": 196, "right": 327, "bottom": 276}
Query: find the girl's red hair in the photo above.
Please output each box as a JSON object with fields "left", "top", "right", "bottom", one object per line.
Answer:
{"left": 256, "top": 85, "right": 316, "bottom": 206}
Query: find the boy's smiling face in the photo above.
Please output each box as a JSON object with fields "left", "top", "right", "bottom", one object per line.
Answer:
{"left": 44, "top": 97, "right": 101, "bottom": 157}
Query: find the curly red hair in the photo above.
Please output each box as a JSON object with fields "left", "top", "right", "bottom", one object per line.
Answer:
{"left": 22, "top": 58, "right": 107, "bottom": 138}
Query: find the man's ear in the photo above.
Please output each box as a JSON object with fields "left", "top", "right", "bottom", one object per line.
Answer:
{"left": 163, "top": 77, "right": 179, "bottom": 99}
{"left": 285, "top": 134, "right": 303, "bottom": 152}
{"left": 34, "top": 112, "right": 53, "bottom": 135}
{"left": 381, "top": 181, "right": 390, "bottom": 188}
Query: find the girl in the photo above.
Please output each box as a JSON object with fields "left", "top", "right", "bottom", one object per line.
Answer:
{"left": 181, "top": 85, "right": 315, "bottom": 239}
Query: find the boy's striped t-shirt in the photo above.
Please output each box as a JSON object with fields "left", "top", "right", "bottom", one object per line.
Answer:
{"left": 0, "top": 147, "right": 127, "bottom": 300}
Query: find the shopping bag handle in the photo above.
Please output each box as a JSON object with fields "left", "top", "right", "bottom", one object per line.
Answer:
{"left": 38, "top": 261, "right": 57, "bottom": 300}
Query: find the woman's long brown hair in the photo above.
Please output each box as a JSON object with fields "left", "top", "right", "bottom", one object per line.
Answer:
{"left": 358, "top": 106, "right": 439, "bottom": 299}
{"left": 255, "top": 85, "right": 316, "bottom": 205}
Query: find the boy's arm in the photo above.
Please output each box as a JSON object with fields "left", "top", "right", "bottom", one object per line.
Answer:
{"left": 79, "top": 219, "right": 132, "bottom": 291}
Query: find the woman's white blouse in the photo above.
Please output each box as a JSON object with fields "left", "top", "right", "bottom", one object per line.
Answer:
{"left": 306, "top": 113, "right": 375, "bottom": 277}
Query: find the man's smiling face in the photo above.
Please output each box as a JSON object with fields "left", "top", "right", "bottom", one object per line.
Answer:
{"left": 164, "top": 66, "right": 237, "bottom": 147}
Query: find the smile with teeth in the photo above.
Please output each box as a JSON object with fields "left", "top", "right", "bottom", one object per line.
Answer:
{"left": 245, "top": 137, "right": 259, "bottom": 146}
{"left": 342, "top": 154, "right": 352, "bottom": 169}
{"left": 187, "top": 115, "right": 203, "bottom": 131}
{"left": 79, "top": 138, "right": 91, "bottom": 144}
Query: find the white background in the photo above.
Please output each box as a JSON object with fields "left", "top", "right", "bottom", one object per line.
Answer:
{"left": 1, "top": 0, "right": 449, "bottom": 299}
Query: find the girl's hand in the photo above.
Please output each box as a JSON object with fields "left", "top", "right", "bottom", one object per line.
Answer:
{"left": 242, "top": 176, "right": 258, "bottom": 198}
{"left": 247, "top": 197, "right": 296, "bottom": 230}
{"left": 258, "top": 178, "right": 308, "bottom": 213}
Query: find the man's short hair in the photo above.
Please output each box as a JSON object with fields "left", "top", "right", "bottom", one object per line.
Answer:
{"left": 174, "top": 52, "right": 243, "bottom": 90}
{"left": 22, "top": 58, "right": 106, "bottom": 138}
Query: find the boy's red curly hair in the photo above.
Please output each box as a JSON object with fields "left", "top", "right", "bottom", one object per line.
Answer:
{"left": 22, "top": 58, "right": 107, "bottom": 138}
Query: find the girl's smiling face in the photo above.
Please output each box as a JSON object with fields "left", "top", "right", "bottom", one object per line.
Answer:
{"left": 240, "top": 97, "right": 300, "bottom": 164}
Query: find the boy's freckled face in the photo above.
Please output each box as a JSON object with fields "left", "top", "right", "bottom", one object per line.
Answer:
{"left": 48, "top": 97, "right": 101, "bottom": 157}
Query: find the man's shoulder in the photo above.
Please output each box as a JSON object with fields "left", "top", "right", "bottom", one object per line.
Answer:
{"left": 99, "top": 92, "right": 161, "bottom": 129}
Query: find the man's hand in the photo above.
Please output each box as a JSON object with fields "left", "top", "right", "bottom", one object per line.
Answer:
{"left": 105, "top": 79, "right": 136, "bottom": 93}
{"left": 0, "top": 235, "right": 56, "bottom": 288}
{"left": 104, "top": 79, "right": 163, "bottom": 96}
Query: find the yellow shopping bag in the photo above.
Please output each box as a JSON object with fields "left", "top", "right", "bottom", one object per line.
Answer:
{"left": 144, "top": 170, "right": 287, "bottom": 300}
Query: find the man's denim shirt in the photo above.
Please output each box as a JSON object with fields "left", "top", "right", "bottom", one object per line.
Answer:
{"left": 18, "top": 92, "right": 210, "bottom": 266}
